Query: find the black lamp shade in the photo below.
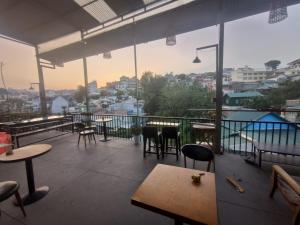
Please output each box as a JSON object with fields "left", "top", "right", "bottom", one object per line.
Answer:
{"left": 193, "top": 56, "right": 201, "bottom": 63}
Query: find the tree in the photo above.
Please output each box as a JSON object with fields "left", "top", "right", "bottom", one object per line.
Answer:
{"left": 158, "top": 84, "right": 215, "bottom": 117}
{"left": 140, "top": 71, "right": 167, "bottom": 115}
{"left": 74, "top": 85, "right": 85, "bottom": 103}
{"left": 264, "top": 60, "right": 281, "bottom": 71}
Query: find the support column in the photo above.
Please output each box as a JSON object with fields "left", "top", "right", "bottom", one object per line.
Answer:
{"left": 134, "top": 41, "right": 138, "bottom": 116}
{"left": 81, "top": 31, "right": 89, "bottom": 113}
{"left": 83, "top": 56, "right": 89, "bottom": 113}
{"left": 133, "top": 19, "right": 139, "bottom": 117}
{"left": 35, "top": 47, "right": 47, "bottom": 117}
{"left": 215, "top": 21, "right": 224, "bottom": 154}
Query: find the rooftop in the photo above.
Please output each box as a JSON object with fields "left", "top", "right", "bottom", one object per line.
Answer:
{"left": 225, "top": 91, "right": 263, "bottom": 98}
{"left": 0, "top": 133, "right": 299, "bottom": 225}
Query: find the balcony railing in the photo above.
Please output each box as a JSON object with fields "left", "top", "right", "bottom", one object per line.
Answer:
{"left": 72, "top": 113, "right": 300, "bottom": 155}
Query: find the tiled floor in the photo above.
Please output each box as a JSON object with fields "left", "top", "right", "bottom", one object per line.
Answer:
{"left": 0, "top": 133, "right": 299, "bottom": 225}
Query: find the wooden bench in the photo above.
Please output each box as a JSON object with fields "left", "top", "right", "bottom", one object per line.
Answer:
{"left": 12, "top": 122, "right": 77, "bottom": 147}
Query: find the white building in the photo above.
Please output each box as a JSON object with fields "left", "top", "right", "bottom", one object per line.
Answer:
{"left": 88, "top": 80, "right": 98, "bottom": 95}
{"left": 231, "top": 66, "right": 267, "bottom": 83}
{"left": 51, "top": 96, "right": 69, "bottom": 114}
{"left": 285, "top": 59, "right": 300, "bottom": 76}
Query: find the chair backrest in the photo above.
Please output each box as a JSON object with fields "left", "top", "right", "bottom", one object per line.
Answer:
{"left": 181, "top": 144, "right": 214, "bottom": 162}
{"left": 162, "top": 127, "right": 178, "bottom": 139}
{"left": 77, "top": 122, "right": 86, "bottom": 132}
{"left": 142, "top": 126, "right": 158, "bottom": 139}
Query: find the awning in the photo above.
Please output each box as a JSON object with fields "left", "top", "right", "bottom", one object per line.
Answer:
{"left": 38, "top": 0, "right": 300, "bottom": 64}
{"left": 1, "top": 0, "right": 299, "bottom": 64}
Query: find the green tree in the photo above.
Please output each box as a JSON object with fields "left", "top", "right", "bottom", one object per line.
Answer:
{"left": 140, "top": 71, "right": 167, "bottom": 115}
{"left": 74, "top": 85, "right": 85, "bottom": 103}
{"left": 158, "top": 84, "right": 215, "bottom": 117}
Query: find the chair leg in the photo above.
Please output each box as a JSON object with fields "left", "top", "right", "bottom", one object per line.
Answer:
{"left": 270, "top": 171, "right": 278, "bottom": 198}
{"left": 143, "top": 138, "right": 147, "bottom": 158}
{"left": 93, "top": 134, "right": 96, "bottom": 143}
{"left": 184, "top": 156, "right": 187, "bottom": 168}
{"left": 83, "top": 135, "right": 86, "bottom": 148}
{"left": 293, "top": 206, "right": 300, "bottom": 225}
{"left": 175, "top": 139, "right": 179, "bottom": 160}
{"left": 207, "top": 161, "right": 212, "bottom": 172}
{"left": 155, "top": 138, "right": 159, "bottom": 159}
{"left": 14, "top": 191, "right": 26, "bottom": 217}
{"left": 78, "top": 134, "right": 81, "bottom": 145}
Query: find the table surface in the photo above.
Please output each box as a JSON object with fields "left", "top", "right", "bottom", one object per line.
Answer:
{"left": 147, "top": 121, "right": 180, "bottom": 127}
{"left": 19, "top": 115, "right": 65, "bottom": 123}
{"left": 254, "top": 142, "right": 300, "bottom": 156}
{"left": 95, "top": 118, "right": 113, "bottom": 123}
{"left": 131, "top": 164, "right": 218, "bottom": 225}
{"left": 0, "top": 144, "right": 52, "bottom": 163}
{"left": 192, "top": 123, "right": 216, "bottom": 130}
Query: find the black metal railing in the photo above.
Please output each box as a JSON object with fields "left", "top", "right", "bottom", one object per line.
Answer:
{"left": 71, "top": 113, "right": 300, "bottom": 155}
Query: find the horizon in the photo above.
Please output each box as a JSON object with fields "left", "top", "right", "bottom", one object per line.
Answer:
{"left": 0, "top": 4, "right": 300, "bottom": 90}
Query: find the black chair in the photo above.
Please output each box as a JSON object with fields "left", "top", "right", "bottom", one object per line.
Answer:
{"left": 161, "top": 127, "right": 181, "bottom": 160}
{"left": 77, "top": 123, "right": 96, "bottom": 147}
{"left": 142, "top": 126, "right": 162, "bottom": 159}
{"left": 0, "top": 181, "right": 26, "bottom": 217}
{"left": 181, "top": 144, "right": 215, "bottom": 172}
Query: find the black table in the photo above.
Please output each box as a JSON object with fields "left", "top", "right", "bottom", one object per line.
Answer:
{"left": 253, "top": 142, "right": 300, "bottom": 167}
{"left": 0, "top": 144, "right": 52, "bottom": 205}
{"left": 95, "top": 118, "right": 113, "bottom": 142}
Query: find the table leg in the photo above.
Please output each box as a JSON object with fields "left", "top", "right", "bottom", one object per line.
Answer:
{"left": 15, "top": 159, "right": 49, "bottom": 206}
{"left": 100, "top": 122, "right": 111, "bottom": 142}
{"left": 258, "top": 150, "right": 262, "bottom": 168}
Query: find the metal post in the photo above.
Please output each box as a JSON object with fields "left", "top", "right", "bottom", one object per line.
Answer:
{"left": 133, "top": 18, "right": 139, "bottom": 117}
{"left": 83, "top": 57, "right": 89, "bottom": 113}
{"left": 81, "top": 32, "right": 89, "bottom": 113}
{"left": 35, "top": 47, "right": 47, "bottom": 117}
{"left": 215, "top": 21, "right": 225, "bottom": 154}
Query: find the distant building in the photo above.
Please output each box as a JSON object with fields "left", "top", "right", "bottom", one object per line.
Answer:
{"left": 88, "top": 80, "right": 98, "bottom": 95}
{"left": 224, "top": 91, "right": 263, "bottom": 106}
{"left": 285, "top": 59, "right": 300, "bottom": 76}
{"left": 225, "top": 111, "right": 296, "bottom": 131}
{"left": 51, "top": 96, "right": 69, "bottom": 114}
{"left": 231, "top": 66, "right": 267, "bottom": 83}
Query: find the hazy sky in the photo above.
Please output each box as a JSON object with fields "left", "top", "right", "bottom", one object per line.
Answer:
{"left": 0, "top": 4, "right": 300, "bottom": 90}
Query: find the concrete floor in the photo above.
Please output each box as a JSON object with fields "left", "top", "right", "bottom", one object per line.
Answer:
{"left": 0, "top": 132, "right": 299, "bottom": 225}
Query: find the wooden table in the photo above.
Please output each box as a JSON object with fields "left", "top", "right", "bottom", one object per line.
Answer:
{"left": 95, "top": 118, "right": 113, "bottom": 142}
{"left": 147, "top": 121, "right": 180, "bottom": 127}
{"left": 131, "top": 164, "right": 218, "bottom": 225}
{"left": 0, "top": 144, "right": 52, "bottom": 205}
{"left": 253, "top": 142, "right": 300, "bottom": 167}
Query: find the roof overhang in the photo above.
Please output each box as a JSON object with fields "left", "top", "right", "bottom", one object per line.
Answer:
{"left": 38, "top": 0, "right": 300, "bottom": 64}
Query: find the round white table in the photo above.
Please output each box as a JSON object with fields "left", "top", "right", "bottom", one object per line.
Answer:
{"left": 0, "top": 144, "right": 52, "bottom": 205}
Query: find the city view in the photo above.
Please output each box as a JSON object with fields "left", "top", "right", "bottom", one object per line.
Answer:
{"left": 0, "top": 1, "right": 299, "bottom": 225}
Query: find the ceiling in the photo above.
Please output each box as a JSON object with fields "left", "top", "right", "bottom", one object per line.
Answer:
{"left": 1, "top": 0, "right": 299, "bottom": 64}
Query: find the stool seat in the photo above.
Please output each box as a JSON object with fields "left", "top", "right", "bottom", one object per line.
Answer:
{"left": 0, "top": 180, "right": 26, "bottom": 217}
{"left": 0, "top": 181, "right": 19, "bottom": 202}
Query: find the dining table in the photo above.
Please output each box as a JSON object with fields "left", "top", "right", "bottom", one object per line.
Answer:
{"left": 0, "top": 144, "right": 52, "bottom": 205}
{"left": 131, "top": 164, "right": 218, "bottom": 225}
